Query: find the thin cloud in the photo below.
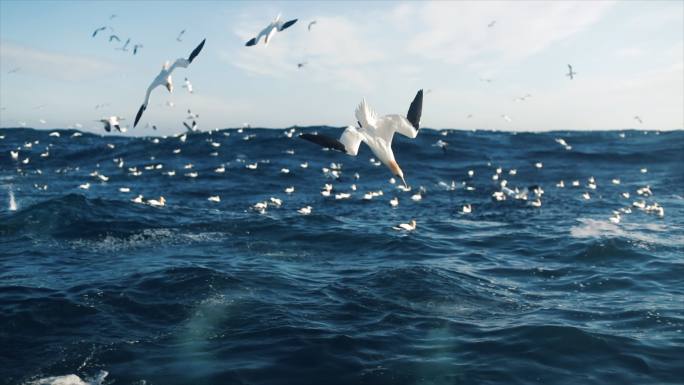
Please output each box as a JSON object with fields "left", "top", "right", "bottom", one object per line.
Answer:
{"left": 0, "top": 40, "right": 118, "bottom": 81}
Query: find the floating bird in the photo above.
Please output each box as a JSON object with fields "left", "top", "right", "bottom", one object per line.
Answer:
{"left": 393, "top": 219, "right": 416, "bottom": 231}
{"left": 566, "top": 64, "right": 577, "bottom": 80}
{"left": 176, "top": 29, "right": 186, "bottom": 42}
{"left": 298, "top": 206, "right": 312, "bottom": 215}
{"left": 208, "top": 195, "right": 220, "bottom": 203}
{"left": 92, "top": 26, "right": 107, "bottom": 37}
{"left": 99, "top": 116, "right": 124, "bottom": 132}
{"left": 301, "top": 89, "right": 423, "bottom": 187}
{"left": 462, "top": 204, "right": 472, "bottom": 214}
{"left": 134, "top": 38, "right": 206, "bottom": 127}
{"left": 433, "top": 139, "right": 448, "bottom": 154}
{"left": 147, "top": 197, "right": 166, "bottom": 207}
{"left": 133, "top": 44, "right": 143, "bottom": 55}
{"left": 245, "top": 14, "right": 298, "bottom": 47}
{"left": 308, "top": 20, "right": 317, "bottom": 31}
{"left": 390, "top": 197, "right": 399, "bottom": 207}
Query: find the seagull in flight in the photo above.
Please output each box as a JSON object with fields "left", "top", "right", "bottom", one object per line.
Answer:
{"left": 245, "top": 14, "right": 298, "bottom": 46}
{"left": 109, "top": 34, "right": 120, "bottom": 42}
{"left": 133, "top": 38, "right": 206, "bottom": 127}
{"left": 634, "top": 116, "right": 643, "bottom": 124}
{"left": 176, "top": 29, "right": 186, "bottom": 42}
{"left": 297, "top": 61, "right": 307, "bottom": 69}
{"left": 133, "top": 44, "right": 143, "bottom": 55}
{"left": 301, "top": 89, "right": 423, "bottom": 187}
{"left": 92, "top": 26, "right": 107, "bottom": 37}
{"left": 566, "top": 64, "right": 577, "bottom": 80}
{"left": 308, "top": 20, "right": 317, "bottom": 31}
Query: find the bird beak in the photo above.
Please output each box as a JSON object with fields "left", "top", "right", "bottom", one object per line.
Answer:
{"left": 399, "top": 175, "right": 408, "bottom": 188}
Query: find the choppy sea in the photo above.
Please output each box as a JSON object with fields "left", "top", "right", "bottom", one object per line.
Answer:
{"left": 1, "top": 127, "right": 683, "bottom": 385}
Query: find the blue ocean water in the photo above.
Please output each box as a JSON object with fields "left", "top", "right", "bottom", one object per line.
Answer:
{"left": 1, "top": 127, "right": 683, "bottom": 385}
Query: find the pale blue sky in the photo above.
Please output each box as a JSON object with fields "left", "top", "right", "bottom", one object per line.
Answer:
{"left": 0, "top": 0, "right": 682, "bottom": 135}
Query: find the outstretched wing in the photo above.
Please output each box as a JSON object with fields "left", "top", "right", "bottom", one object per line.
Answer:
{"left": 406, "top": 89, "right": 423, "bottom": 130}
{"left": 278, "top": 19, "right": 298, "bottom": 31}
{"left": 188, "top": 39, "right": 205, "bottom": 63}
{"left": 355, "top": 98, "right": 377, "bottom": 129}
{"left": 300, "top": 126, "right": 364, "bottom": 156}
{"left": 375, "top": 90, "right": 423, "bottom": 142}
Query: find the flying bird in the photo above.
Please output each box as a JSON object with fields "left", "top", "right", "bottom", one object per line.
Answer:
{"left": 308, "top": 20, "right": 317, "bottom": 31}
{"left": 133, "top": 38, "right": 206, "bottom": 127}
{"left": 99, "top": 116, "right": 124, "bottom": 132}
{"left": 488, "top": 20, "right": 496, "bottom": 28}
{"left": 297, "top": 62, "right": 307, "bottom": 69}
{"left": 301, "top": 89, "right": 423, "bottom": 187}
{"left": 116, "top": 38, "right": 131, "bottom": 51}
{"left": 176, "top": 29, "right": 186, "bottom": 42}
{"left": 183, "top": 120, "right": 198, "bottom": 132}
{"left": 566, "top": 64, "right": 577, "bottom": 80}
{"left": 245, "top": 14, "right": 298, "bottom": 47}
{"left": 109, "top": 34, "right": 120, "bottom": 42}
{"left": 133, "top": 44, "right": 143, "bottom": 55}
{"left": 634, "top": 116, "right": 643, "bottom": 124}
{"left": 182, "top": 77, "right": 193, "bottom": 93}
{"left": 92, "top": 26, "right": 107, "bottom": 37}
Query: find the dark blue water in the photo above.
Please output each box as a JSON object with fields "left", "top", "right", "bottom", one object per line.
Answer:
{"left": 1, "top": 127, "right": 683, "bottom": 385}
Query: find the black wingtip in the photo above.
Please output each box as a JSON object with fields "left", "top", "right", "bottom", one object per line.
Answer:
{"left": 245, "top": 38, "right": 257, "bottom": 47}
{"left": 188, "top": 38, "right": 206, "bottom": 63}
{"left": 134, "top": 104, "right": 145, "bottom": 128}
{"left": 300, "top": 133, "right": 346, "bottom": 153}
{"left": 281, "top": 19, "right": 298, "bottom": 30}
{"left": 407, "top": 89, "right": 423, "bottom": 130}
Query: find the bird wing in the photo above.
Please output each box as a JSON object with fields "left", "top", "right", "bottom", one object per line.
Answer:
{"left": 355, "top": 98, "right": 377, "bottom": 129}
{"left": 300, "top": 126, "right": 364, "bottom": 155}
{"left": 168, "top": 57, "right": 190, "bottom": 73}
{"left": 277, "top": 18, "right": 298, "bottom": 31}
{"left": 308, "top": 20, "right": 316, "bottom": 31}
{"left": 337, "top": 126, "right": 364, "bottom": 156}
{"left": 373, "top": 89, "right": 422, "bottom": 142}
{"left": 187, "top": 39, "right": 205, "bottom": 63}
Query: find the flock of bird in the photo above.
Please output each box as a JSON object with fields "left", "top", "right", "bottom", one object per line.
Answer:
{"left": 3, "top": 14, "right": 665, "bottom": 232}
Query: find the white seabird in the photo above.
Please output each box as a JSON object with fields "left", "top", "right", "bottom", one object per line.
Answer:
{"left": 393, "top": 219, "right": 416, "bottom": 231}
{"left": 566, "top": 64, "right": 577, "bottom": 80}
{"left": 245, "top": 14, "right": 298, "bottom": 47}
{"left": 298, "top": 206, "right": 312, "bottom": 215}
{"left": 133, "top": 39, "right": 206, "bottom": 127}
{"left": 301, "top": 90, "right": 423, "bottom": 187}
{"left": 99, "top": 116, "right": 124, "bottom": 132}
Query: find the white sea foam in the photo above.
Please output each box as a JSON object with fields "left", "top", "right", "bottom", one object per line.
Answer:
{"left": 26, "top": 371, "right": 107, "bottom": 385}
